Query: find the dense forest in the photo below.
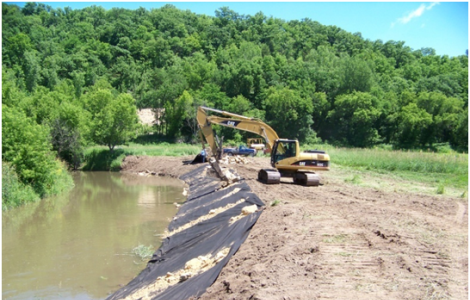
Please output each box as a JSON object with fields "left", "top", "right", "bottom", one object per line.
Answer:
{"left": 2, "top": 3, "right": 468, "bottom": 206}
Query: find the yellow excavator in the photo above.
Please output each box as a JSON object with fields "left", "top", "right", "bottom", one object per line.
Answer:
{"left": 196, "top": 106, "right": 330, "bottom": 186}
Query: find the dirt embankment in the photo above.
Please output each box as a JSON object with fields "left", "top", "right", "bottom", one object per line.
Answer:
{"left": 120, "top": 155, "right": 468, "bottom": 300}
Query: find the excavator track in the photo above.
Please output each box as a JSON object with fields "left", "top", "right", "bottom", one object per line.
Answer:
{"left": 293, "top": 172, "right": 321, "bottom": 186}
{"left": 258, "top": 169, "right": 281, "bottom": 184}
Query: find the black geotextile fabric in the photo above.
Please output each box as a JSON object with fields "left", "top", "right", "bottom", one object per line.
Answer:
{"left": 107, "top": 164, "right": 265, "bottom": 300}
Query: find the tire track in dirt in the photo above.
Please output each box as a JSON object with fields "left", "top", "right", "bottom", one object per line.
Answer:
{"left": 445, "top": 200, "right": 468, "bottom": 300}
{"left": 455, "top": 201, "right": 466, "bottom": 224}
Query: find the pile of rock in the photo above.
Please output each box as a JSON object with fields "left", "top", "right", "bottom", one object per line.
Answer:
{"left": 220, "top": 155, "right": 250, "bottom": 165}
{"left": 138, "top": 169, "right": 159, "bottom": 176}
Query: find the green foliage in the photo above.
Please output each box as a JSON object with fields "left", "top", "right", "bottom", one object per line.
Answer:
{"left": 2, "top": 105, "right": 73, "bottom": 198}
{"left": 85, "top": 86, "right": 139, "bottom": 151}
{"left": 344, "top": 174, "right": 362, "bottom": 184}
{"left": 416, "top": 92, "right": 465, "bottom": 148}
{"left": 388, "top": 103, "right": 433, "bottom": 148}
{"left": 164, "top": 90, "right": 193, "bottom": 138}
{"left": 226, "top": 132, "right": 244, "bottom": 146}
{"left": 49, "top": 116, "right": 84, "bottom": 169}
{"left": 1, "top": 2, "right": 467, "bottom": 153}
{"left": 132, "top": 244, "right": 154, "bottom": 261}
{"left": 452, "top": 112, "right": 468, "bottom": 151}
{"left": 329, "top": 91, "right": 382, "bottom": 147}
{"left": 2, "top": 162, "right": 39, "bottom": 211}
{"left": 264, "top": 86, "right": 315, "bottom": 141}
{"left": 338, "top": 56, "right": 374, "bottom": 94}
{"left": 2, "top": 68, "right": 24, "bottom": 107}
{"left": 436, "top": 184, "right": 445, "bottom": 195}
{"left": 83, "top": 148, "right": 126, "bottom": 171}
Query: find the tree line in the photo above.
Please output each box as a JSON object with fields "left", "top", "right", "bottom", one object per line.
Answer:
{"left": 2, "top": 3, "right": 468, "bottom": 206}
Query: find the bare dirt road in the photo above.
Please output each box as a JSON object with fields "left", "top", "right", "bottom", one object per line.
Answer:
{"left": 120, "top": 155, "right": 468, "bottom": 300}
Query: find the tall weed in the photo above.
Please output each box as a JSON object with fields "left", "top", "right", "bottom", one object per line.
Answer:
{"left": 2, "top": 162, "right": 39, "bottom": 210}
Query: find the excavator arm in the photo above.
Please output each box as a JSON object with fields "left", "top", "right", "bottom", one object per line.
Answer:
{"left": 197, "top": 106, "right": 280, "bottom": 157}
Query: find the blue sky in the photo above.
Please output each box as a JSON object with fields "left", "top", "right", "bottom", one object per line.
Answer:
{"left": 6, "top": 1, "right": 469, "bottom": 57}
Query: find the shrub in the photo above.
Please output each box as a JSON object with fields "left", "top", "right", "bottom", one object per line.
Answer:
{"left": 2, "top": 105, "right": 73, "bottom": 198}
{"left": 2, "top": 162, "right": 39, "bottom": 210}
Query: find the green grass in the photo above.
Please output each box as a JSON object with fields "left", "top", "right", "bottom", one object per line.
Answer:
{"left": 436, "top": 184, "right": 445, "bottom": 195}
{"left": 132, "top": 244, "right": 154, "bottom": 261}
{"left": 124, "top": 142, "right": 201, "bottom": 156}
{"left": 304, "top": 144, "right": 468, "bottom": 191}
{"left": 2, "top": 161, "right": 74, "bottom": 211}
{"left": 344, "top": 174, "right": 362, "bottom": 185}
{"left": 329, "top": 148, "right": 467, "bottom": 174}
{"left": 2, "top": 162, "right": 40, "bottom": 210}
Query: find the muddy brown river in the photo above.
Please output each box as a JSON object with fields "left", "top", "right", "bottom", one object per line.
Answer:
{"left": 2, "top": 172, "right": 185, "bottom": 300}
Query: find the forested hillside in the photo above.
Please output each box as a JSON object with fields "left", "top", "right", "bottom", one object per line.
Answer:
{"left": 2, "top": 3, "right": 468, "bottom": 206}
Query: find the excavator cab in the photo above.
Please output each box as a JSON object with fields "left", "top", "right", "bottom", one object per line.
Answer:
{"left": 270, "top": 140, "right": 297, "bottom": 166}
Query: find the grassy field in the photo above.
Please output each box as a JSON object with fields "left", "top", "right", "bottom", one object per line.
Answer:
{"left": 304, "top": 144, "right": 468, "bottom": 195}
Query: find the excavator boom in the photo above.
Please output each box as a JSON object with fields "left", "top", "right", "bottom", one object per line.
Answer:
{"left": 197, "top": 106, "right": 280, "bottom": 154}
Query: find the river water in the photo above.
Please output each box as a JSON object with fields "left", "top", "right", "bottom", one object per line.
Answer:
{"left": 2, "top": 172, "right": 185, "bottom": 300}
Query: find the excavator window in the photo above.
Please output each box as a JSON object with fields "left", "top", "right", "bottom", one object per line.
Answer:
{"left": 272, "top": 141, "right": 297, "bottom": 164}
{"left": 286, "top": 142, "right": 296, "bottom": 157}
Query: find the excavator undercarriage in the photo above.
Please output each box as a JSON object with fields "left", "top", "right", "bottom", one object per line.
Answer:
{"left": 258, "top": 169, "right": 321, "bottom": 186}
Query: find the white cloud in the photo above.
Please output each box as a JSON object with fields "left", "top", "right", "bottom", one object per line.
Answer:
{"left": 391, "top": 2, "right": 439, "bottom": 28}
{"left": 427, "top": 2, "right": 439, "bottom": 10}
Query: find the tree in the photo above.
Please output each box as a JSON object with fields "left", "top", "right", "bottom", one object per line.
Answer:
{"left": 7, "top": 33, "right": 33, "bottom": 62}
{"left": 328, "top": 91, "right": 382, "bottom": 147}
{"left": 2, "top": 105, "right": 61, "bottom": 197}
{"left": 193, "top": 83, "right": 228, "bottom": 109}
{"left": 387, "top": 103, "right": 433, "bottom": 148}
{"left": 310, "top": 92, "right": 330, "bottom": 138}
{"left": 49, "top": 101, "right": 88, "bottom": 169}
{"left": 23, "top": 51, "right": 41, "bottom": 92}
{"left": 264, "top": 86, "right": 316, "bottom": 142}
{"left": 85, "top": 87, "right": 139, "bottom": 151}
{"left": 183, "top": 52, "right": 216, "bottom": 90}
{"left": 49, "top": 117, "right": 82, "bottom": 169}
{"left": 416, "top": 92, "right": 465, "bottom": 147}
{"left": 164, "top": 90, "right": 193, "bottom": 139}
{"left": 338, "top": 55, "right": 374, "bottom": 95}
{"left": 304, "top": 46, "right": 341, "bottom": 101}
{"left": 451, "top": 111, "right": 468, "bottom": 150}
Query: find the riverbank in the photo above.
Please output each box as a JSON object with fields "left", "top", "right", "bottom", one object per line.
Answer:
{"left": 120, "top": 155, "right": 468, "bottom": 299}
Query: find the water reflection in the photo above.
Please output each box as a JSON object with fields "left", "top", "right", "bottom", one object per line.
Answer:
{"left": 3, "top": 172, "right": 184, "bottom": 300}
